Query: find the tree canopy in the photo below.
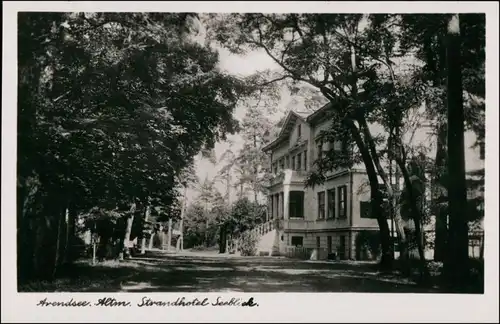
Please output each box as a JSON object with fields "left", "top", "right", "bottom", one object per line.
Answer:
{"left": 17, "top": 12, "right": 252, "bottom": 280}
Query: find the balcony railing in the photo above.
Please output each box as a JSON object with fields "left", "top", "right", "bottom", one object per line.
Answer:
{"left": 290, "top": 170, "right": 307, "bottom": 183}
{"left": 268, "top": 171, "right": 285, "bottom": 187}
{"left": 267, "top": 169, "right": 308, "bottom": 187}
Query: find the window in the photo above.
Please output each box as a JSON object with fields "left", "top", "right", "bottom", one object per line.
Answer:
{"left": 304, "top": 150, "right": 307, "bottom": 171}
{"left": 297, "top": 153, "right": 302, "bottom": 170}
{"left": 291, "top": 236, "right": 303, "bottom": 247}
{"left": 317, "top": 140, "right": 323, "bottom": 159}
{"left": 291, "top": 156, "right": 296, "bottom": 170}
{"left": 289, "top": 191, "right": 305, "bottom": 218}
{"left": 360, "top": 201, "right": 375, "bottom": 219}
{"left": 338, "top": 185, "right": 347, "bottom": 218}
{"left": 297, "top": 124, "right": 302, "bottom": 138}
{"left": 285, "top": 155, "right": 290, "bottom": 169}
{"left": 317, "top": 191, "right": 326, "bottom": 219}
{"left": 279, "top": 158, "right": 285, "bottom": 170}
{"left": 327, "top": 236, "right": 333, "bottom": 254}
{"left": 327, "top": 188, "right": 336, "bottom": 218}
{"left": 273, "top": 162, "right": 278, "bottom": 174}
{"left": 335, "top": 141, "right": 342, "bottom": 153}
{"left": 316, "top": 236, "right": 321, "bottom": 248}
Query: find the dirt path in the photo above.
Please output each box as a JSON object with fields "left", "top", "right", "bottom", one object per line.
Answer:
{"left": 20, "top": 250, "right": 442, "bottom": 293}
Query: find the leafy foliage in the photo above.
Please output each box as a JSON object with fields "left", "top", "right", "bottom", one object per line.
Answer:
{"left": 208, "top": 13, "right": 484, "bottom": 279}
{"left": 355, "top": 231, "right": 381, "bottom": 260}
{"left": 239, "top": 231, "right": 260, "bottom": 256}
{"left": 227, "top": 197, "right": 266, "bottom": 235}
{"left": 18, "top": 12, "right": 252, "bottom": 279}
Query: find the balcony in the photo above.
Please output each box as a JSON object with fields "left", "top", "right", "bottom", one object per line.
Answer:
{"left": 290, "top": 170, "right": 308, "bottom": 184}
{"left": 267, "top": 169, "right": 308, "bottom": 187}
{"left": 268, "top": 171, "right": 285, "bottom": 187}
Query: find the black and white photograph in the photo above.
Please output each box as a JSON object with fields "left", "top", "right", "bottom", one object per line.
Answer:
{"left": 2, "top": 1, "right": 499, "bottom": 323}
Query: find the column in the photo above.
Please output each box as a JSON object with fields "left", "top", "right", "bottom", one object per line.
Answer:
{"left": 276, "top": 194, "right": 280, "bottom": 220}
{"left": 280, "top": 192, "right": 284, "bottom": 219}
{"left": 267, "top": 195, "right": 271, "bottom": 222}
{"left": 272, "top": 195, "right": 275, "bottom": 220}
{"left": 283, "top": 185, "right": 290, "bottom": 220}
{"left": 273, "top": 194, "right": 278, "bottom": 219}
{"left": 274, "top": 194, "right": 278, "bottom": 219}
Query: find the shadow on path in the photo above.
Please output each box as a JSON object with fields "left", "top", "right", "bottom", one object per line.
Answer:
{"left": 19, "top": 251, "right": 441, "bottom": 293}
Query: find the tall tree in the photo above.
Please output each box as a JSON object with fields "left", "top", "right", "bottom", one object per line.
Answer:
{"left": 444, "top": 14, "right": 469, "bottom": 291}
{"left": 17, "top": 12, "right": 248, "bottom": 281}
{"left": 399, "top": 13, "right": 485, "bottom": 287}
{"left": 237, "top": 104, "right": 274, "bottom": 204}
{"left": 207, "top": 13, "right": 399, "bottom": 269}
{"left": 195, "top": 176, "right": 220, "bottom": 247}
{"left": 215, "top": 141, "right": 237, "bottom": 253}
{"left": 176, "top": 163, "right": 198, "bottom": 251}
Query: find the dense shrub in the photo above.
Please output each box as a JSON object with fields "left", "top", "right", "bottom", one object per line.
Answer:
{"left": 355, "top": 230, "right": 381, "bottom": 260}
{"left": 239, "top": 231, "right": 259, "bottom": 256}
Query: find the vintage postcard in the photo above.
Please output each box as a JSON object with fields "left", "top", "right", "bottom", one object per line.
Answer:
{"left": 2, "top": 1, "right": 499, "bottom": 323}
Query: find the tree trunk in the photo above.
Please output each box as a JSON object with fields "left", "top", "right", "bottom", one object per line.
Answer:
{"left": 180, "top": 186, "right": 187, "bottom": 251}
{"left": 92, "top": 223, "right": 97, "bottom": 265}
{"left": 52, "top": 207, "right": 64, "bottom": 279}
{"left": 149, "top": 233, "right": 155, "bottom": 250}
{"left": 414, "top": 217, "right": 431, "bottom": 282}
{"left": 444, "top": 14, "right": 469, "bottom": 292}
{"left": 253, "top": 134, "right": 259, "bottom": 204}
{"left": 433, "top": 123, "right": 448, "bottom": 261}
{"left": 62, "top": 204, "right": 77, "bottom": 265}
{"left": 344, "top": 119, "right": 393, "bottom": 270}
{"left": 141, "top": 205, "right": 151, "bottom": 254}
{"left": 120, "top": 202, "right": 136, "bottom": 260}
{"left": 31, "top": 207, "right": 59, "bottom": 281}
{"left": 92, "top": 241, "right": 97, "bottom": 265}
{"left": 359, "top": 117, "right": 409, "bottom": 266}
{"left": 17, "top": 175, "right": 43, "bottom": 282}
{"left": 479, "top": 233, "right": 484, "bottom": 259}
{"left": 219, "top": 224, "right": 227, "bottom": 253}
{"left": 55, "top": 204, "right": 72, "bottom": 272}
{"left": 179, "top": 220, "right": 184, "bottom": 251}
{"left": 394, "top": 151, "right": 430, "bottom": 283}
{"left": 345, "top": 44, "right": 392, "bottom": 270}
{"left": 167, "top": 218, "right": 173, "bottom": 251}
{"left": 59, "top": 207, "right": 69, "bottom": 266}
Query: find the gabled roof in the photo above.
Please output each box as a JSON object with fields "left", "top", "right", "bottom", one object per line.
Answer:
{"left": 262, "top": 110, "right": 312, "bottom": 152}
{"left": 306, "top": 102, "right": 332, "bottom": 124}
{"left": 261, "top": 97, "right": 346, "bottom": 153}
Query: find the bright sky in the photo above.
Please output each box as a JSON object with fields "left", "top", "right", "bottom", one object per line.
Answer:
{"left": 186, "top": 46, "right": 288, "bottom": 203}
{"left": 184, "top": 17, "right": 484, "bottom": 205}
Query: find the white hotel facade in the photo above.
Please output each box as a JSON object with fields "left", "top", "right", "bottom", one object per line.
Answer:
{"left": 262, "top": 102, "right": 484, "bottom": 260}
